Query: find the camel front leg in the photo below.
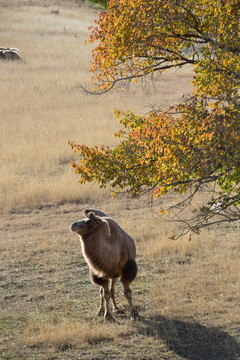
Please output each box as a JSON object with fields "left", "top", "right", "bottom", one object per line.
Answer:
{"left": 89, "top": 270, "right": 108, "bottom": 317}
{"left": 101, "top": 280, "right": 115, "bottom": 321}
{"left": 96, "top": 287, "right": 105, "bottom": 316}
{"left": 110, "top": 277, "right": 124, "bottom": 314}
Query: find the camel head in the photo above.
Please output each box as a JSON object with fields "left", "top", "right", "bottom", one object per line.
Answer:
{"left": 70, "top": 211, "right": 108, "bottom": 237}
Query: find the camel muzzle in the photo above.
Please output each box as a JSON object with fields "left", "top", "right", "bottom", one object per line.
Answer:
{"left": 69, "top": 221, "right": 81, "bottom": 233}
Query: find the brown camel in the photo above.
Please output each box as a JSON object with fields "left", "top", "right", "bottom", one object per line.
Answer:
{"left": 70, "top": 209, "right": 138, "bottom": 321}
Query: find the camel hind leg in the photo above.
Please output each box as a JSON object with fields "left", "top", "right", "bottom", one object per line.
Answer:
{"left": 121, "top": 259, "right": 138, "bottom": 320}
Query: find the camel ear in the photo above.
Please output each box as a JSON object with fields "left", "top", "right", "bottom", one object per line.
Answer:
{"left": 87, "top": 212, "right": 102, "bottom": 225}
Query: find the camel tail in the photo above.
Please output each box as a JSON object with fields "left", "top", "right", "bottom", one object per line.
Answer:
{"left": 121, "top": 259, "right": 137, "bottom": 283}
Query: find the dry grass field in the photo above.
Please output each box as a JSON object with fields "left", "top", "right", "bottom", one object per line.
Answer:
{"left": 0, "top": 1, "right": 240, "bottom": 359}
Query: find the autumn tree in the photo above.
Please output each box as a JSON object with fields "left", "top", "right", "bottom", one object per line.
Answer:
{"left": 69, "top": 0, "right": 240, "bottom": 236}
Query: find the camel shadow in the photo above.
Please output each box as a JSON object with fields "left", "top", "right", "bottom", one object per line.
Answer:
{"left": 138, "top": 315, "right": 240, "bottom": 360}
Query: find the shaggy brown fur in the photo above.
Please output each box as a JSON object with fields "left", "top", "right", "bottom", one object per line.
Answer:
{"left": 70, "top": 209, "right": 138, "bottom": 321}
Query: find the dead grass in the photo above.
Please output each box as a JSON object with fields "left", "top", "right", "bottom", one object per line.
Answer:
{"left": 149, "top": 231, "right": 240, "bottom": 322}
{"left": 0, "top": 0, "right": 193, "bottom": 213}
{"left": 0, "top": 1, "right": 239, "bottom": 360}
{"left": 1, "top": 201, "right": 240, "bottom": 359}
{"left": 21, "top": 318, "right": 129, "bottom": 349}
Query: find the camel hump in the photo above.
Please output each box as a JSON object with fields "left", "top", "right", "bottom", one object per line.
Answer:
{"left": 121, "top": 259, "right": 137, "bottom": 283}
{"left": 87, "top": 211, "right": 102, "bottom": 224}
{"left": 84, "top": 209, "right": 109, "bottom": 217}
{"left": 86, "top": 211, "right": 111, "bottom": 240}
